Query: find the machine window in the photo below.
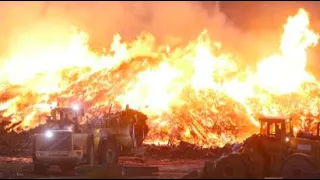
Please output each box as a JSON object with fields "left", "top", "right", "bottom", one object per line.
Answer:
{"left": 54, "top": 111, "right": 75, "bottom": 121}
{"left": 285, "top": 122, "right": 291, "bottom": 134}
{"left": 260, "top": 122, "right": 268, "bottom": 135}
{"left": 269, "top": 123, "right": 276, "bottom": 137}
{"left": 56, "top": 112, "right": 62, "bottom": 120}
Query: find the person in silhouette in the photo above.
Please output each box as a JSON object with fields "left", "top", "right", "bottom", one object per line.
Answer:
{"left": 275, "top": 123, "right": 282, "bottom": 138}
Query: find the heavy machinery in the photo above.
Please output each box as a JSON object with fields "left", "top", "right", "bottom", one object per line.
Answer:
{"left": 202, "top": 116, "right": 320, "bottom": 179}
{"left": 32, "top": 104, "right": 148, "bottom": 174}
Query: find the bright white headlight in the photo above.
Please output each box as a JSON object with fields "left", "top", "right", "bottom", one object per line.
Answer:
{"left": 66, "top": 126, "right": 73, "bottom": 131}
{"left": 45, "top": 130, "right": 53, "bottom": 138}
{"left": 72, "top": 104, "right": 80, "bottom": 110}
{"left": 285, "top": 137, "right": 290, "bottom": 142}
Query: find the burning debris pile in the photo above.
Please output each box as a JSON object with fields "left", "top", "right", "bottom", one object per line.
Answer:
{"left": 0, "top": 116, "right": 50, "bottom": 156}
{"left": 143, "top": 141, "right": 237, "bottom": 159}
{"left": 0, "top": 8, "right": 319, "bottom": 150}
{"left": 0, "top": 119, "right": 30, "bottom": 156}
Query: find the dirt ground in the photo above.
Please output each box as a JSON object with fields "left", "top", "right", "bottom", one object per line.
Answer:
{"left": 0, "top": 156, "right": 206, "bottom": 179}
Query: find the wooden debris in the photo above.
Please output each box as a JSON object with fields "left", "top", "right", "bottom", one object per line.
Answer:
{"left": 142, "top": 141, "right": 234, "bottom": 159}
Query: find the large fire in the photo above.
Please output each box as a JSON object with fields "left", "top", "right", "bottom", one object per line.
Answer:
{"left": 0, "top": 8, "right": 319, "bottom": 148}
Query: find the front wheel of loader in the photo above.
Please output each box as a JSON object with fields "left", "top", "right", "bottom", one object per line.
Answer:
{"left": 214, "top": 153, "right": 249, "bottom": 179}
{"left": 87, "top": 135, "right": 95, "bottom": 166}
{"left": 202, "top": 160, "right": 216, "bottom": 179}
{"left": 281, "top": 153, "right": 317, "bottom": 179}
{"left": 34, "top": 163, "right": 48, "bottom": 175}
{"left": 60, "top": 163, "right": 76, "bottom": 175}
{"left": 100, "top": 139, "right": 119, "bottom": 168}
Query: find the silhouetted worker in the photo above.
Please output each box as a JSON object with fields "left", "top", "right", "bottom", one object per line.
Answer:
{"left": 109, "top": 104, "right": 113, "bottom": 114}
{"left": 275, "top": 124, "right": 282, "bottom": 138}
{"left": 122, "top": 104, "right": 131, "bottom": 125}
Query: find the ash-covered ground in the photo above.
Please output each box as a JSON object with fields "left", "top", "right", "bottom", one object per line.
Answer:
{"left": 0, "top": 156, "right": 206, "bottom": 179}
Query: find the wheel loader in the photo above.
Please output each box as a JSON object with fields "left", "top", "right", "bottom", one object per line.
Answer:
{"left": 32, "top": 104, "right": 148, "bottom": 174}
{"left": 202, "top": 116, "right": 320, "bottom": 179}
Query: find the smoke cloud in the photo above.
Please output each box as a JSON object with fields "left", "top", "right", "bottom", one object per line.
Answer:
{"left": 0, "top": 1, "right": 315, "bottom": 68}
{"left": 0, "top": 2, "right": 248, "bottom": 56}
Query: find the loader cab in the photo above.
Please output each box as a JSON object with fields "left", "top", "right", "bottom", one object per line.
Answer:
{"left": 48, "top": 105, "right": 85, "bottom": 132}
{"left": 259, "top": 116, "right": 294, "bottom": 141}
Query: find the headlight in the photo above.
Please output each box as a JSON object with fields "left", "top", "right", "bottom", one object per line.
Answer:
{"left": 72, "top": 104, "right": 80, "bottom": 110}
{"left": 66, "top": 125, "right": 73, "bottom": 131}
{"left": 285, "top": 137, "right": 290, "bottom": 142}
{"left": 45, "top": 130, "right": 53, "bottom": 138}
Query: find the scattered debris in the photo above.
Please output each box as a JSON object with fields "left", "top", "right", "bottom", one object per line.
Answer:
{"left": 143, "top": 141, "right": 236, "bottom": 159}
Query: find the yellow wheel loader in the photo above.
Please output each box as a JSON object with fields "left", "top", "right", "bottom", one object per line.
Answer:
{"left": 32, "top": 104, "right": 148, "bottom": 174}
{"left": 203, "top": 116, "right": 320, "bottom": 179}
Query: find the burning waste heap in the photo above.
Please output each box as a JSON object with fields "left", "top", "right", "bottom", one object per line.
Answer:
{"left": 0, "top": 8, "right": 320, "bottom": 156}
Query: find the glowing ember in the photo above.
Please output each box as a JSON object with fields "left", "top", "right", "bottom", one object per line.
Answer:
{"left": 0, "top": 8, "right": 319, "bottom": 148}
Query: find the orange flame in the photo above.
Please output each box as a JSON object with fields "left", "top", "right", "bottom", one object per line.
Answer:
{"left": 0, "top": 8, "right": 319, "bottom": 147}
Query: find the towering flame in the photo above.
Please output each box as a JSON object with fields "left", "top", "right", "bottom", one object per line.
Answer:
{"left": 256, "top": 9, "right": 318, "bottom": 94}
{"left": 0, "top": 8, "right": 319, "bottom": 147}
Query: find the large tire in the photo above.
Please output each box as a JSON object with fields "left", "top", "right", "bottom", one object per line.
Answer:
{"left": 59, "top": 163, "right": 76, "bottom": 174}
{"left": 281, "top": 154, "right": 317, "bottom": 179}
{"left": 32, "top": 136, "right": 48, "bottom": 175}
{"left": 100, "top": 139, "right": 119, "bottom": 168}
{"left": 246, "top": 153, "right": 265, "bottom": 179}
{"left": 214, "top": 153, "right": 249, "bottom": 179}
{"left": 87, "top": 135, "right": 95, "bottom": 166}
{"left": 202, "top": 160, "right": 216, "bottom": 179}
{"left": 34, "top": 163, "right": 48, "bottom": 174}
{"left": 88, "top": 144, "right": 95, "bottom": 166}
